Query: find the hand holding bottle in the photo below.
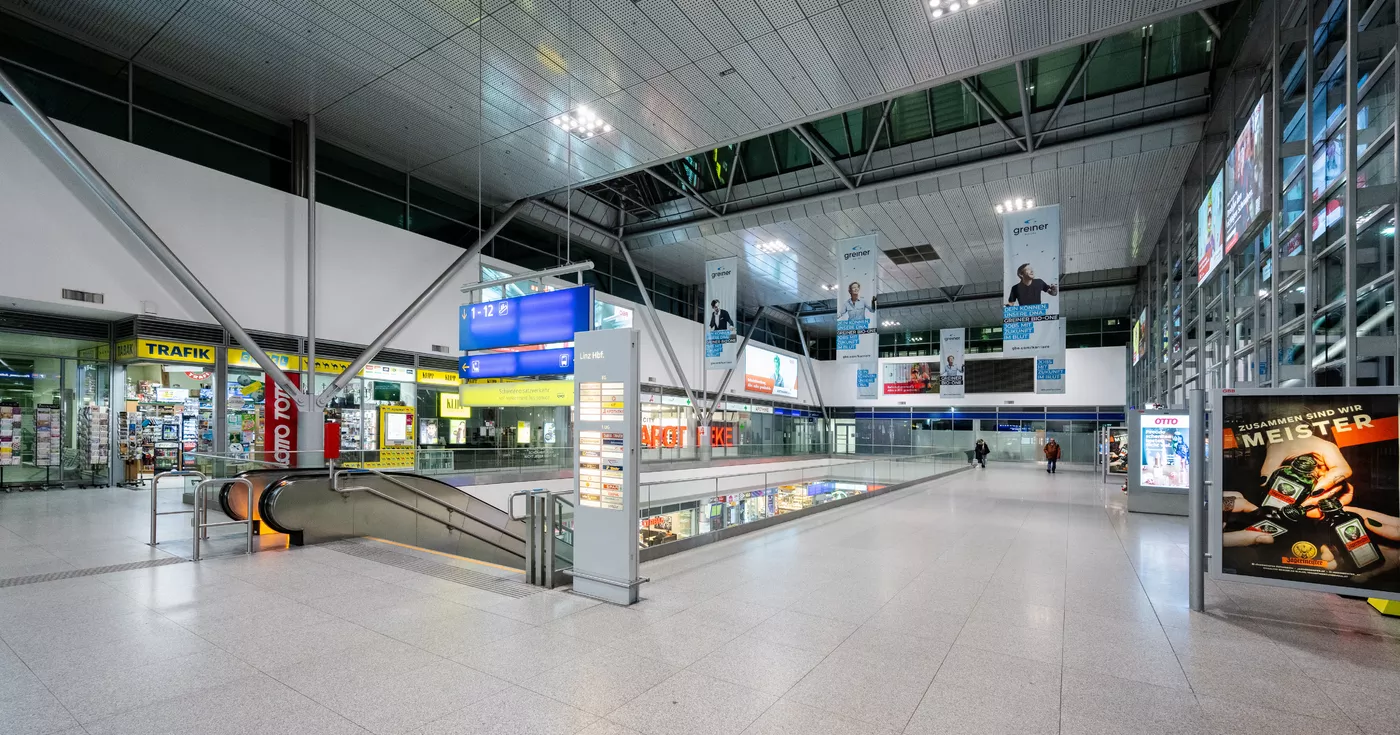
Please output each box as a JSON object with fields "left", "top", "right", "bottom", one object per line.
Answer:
{"left": 1258, "top": 436, "right": 1353, "bottom": 494}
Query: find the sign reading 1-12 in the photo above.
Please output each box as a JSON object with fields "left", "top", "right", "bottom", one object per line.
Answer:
{"left": 459, "top": 286, "right": 593, "bottom": 351}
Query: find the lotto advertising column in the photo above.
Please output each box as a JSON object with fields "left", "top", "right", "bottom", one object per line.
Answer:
{"left": 1002, "top": 205, "right": 1061, "bottom": 356}
{"left": 1217, "top": 391, "right": 1400, "bottom": 597}
{"left": 939, "top": 328, "right": 965, "bottom": 398}
{"left": 704, "top": 257, "right": 739, "bottom": 370}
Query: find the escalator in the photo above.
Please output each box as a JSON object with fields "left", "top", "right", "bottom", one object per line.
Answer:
{"left": 216, "top": 468, "right": 571, "bottom": 572}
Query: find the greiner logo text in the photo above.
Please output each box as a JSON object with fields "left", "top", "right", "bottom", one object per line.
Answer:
{"left": 710, "top": 269, "right": 732, "bottom": 279}
{"left": 1012, "top": 223, "right": 1050, "bottom": 236}
{"left": 844, "top": 250, "right": 871, "bottom": 260}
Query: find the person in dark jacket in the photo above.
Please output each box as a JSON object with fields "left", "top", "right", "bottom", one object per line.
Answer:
{"left": 973, "top": 439, "right": 989, "bottom": 469}
{"left": 1044, "top": 438, "right": 1061, "bottom": 473}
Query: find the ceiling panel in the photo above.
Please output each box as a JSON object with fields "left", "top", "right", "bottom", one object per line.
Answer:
{"left": 4, "top": 0, "right": 1227, "bottom": 206}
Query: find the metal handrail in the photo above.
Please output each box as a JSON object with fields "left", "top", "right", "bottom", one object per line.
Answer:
{"left": 149, "top": 470, "right": 207, "bottom": 547}
{"left": 634, "top": 453, "right": 953, "bottom": 489}
{"left": 193, "top": 478, "right": 254, "bottom": 560}
{"left": 183, "top": 451, "right": 288, "bottom": 469}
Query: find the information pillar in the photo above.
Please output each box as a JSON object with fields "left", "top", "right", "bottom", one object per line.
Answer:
{"left": 572, "top": 328, "right": 642, "bottom": 605}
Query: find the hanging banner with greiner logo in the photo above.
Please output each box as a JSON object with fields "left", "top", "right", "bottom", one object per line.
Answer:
{"left": 704, "top": 257, "right": 739, "bottom": 370}
{"left": 939, "top": 328, "right": 965, "bottom": 398}
{"left": 1002, "top": 205, "right": 1061, "bottom": 356}
{"left": 835, "top": 235, "right": 878, "bottom": 362}
{"left": 1036, "top": 332, "right": 1066, "bottom": 394}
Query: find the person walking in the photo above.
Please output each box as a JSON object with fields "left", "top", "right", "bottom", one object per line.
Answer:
{"left": 1044, "top": 437, "right": 1061, "bottom": 474}
{"left": 973, "top": 439, "right": 989, "bottom": 469}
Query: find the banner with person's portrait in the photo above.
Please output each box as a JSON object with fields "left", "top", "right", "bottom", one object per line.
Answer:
{"left": 1002, "top": 205, "right": 1061, "bottom": 356}
{"left": 939, "top": 328, "right": 965, "bottom": 398}
{"left": 704, "top": 257, "right": 739, "bottom": 370}
{"left": 835, "top": 235, "right": 878, "bottom": 362}
{"left": 1213, "top": 389, "right": 1400, "bottom": 597}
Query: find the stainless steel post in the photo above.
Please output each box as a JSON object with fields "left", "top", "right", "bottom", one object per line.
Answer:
{"left": 300, "top": 113, "right": 324, "bottom": 467}
{"left": 545, "top": 492, "right": 556, "bottom": 588}
{"left": 1188, "top": 388, "right": 1206, "bottom": 612}
{"left": 524, "top": 493, "right": 537, "bottom": 585}
{"left": 0, "top": 67, "right": 307, "bottom": 404}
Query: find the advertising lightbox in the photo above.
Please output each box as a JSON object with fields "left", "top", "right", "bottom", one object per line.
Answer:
{"left": 1140, "top": 414, "right": 1191, "bottom": 490}
{"left": 1213, "top": 389, "right": 1400, "bottom": 599}
{"left": 881, "top": 362, "right": 939, "bottom": 395}
{"left": 1224, "top": 97, "right": 1267, "bottom": 253}
{"left": 1198, "top": 170, "right": 1225, "bottom": 283}
{"left": 743, "top": 345, "right": 798, "bottom": 398}
{"left": 1132, "top": 309, "right": 1148, "bottom": 366}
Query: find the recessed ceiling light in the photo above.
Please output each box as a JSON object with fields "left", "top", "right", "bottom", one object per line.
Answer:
{"left": 551, "top": 105, "right": 615, "bottom": 140}
{"left": 755, "top": 239, "right": 790, "bottom": 254}
{"left": 881, "top": 319, "right": 901, "bottom": 327}
{"left": 994, "top": 197, "right": 1036, "bottom": 214}
{"left": 930, "top": 0, "right": 980, "bottom": 17}
{"left": 820, "top": 283, "right": 838, "bottom": 291}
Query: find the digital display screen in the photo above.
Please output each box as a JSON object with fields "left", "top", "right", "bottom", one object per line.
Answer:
{"left": 1225, "top": 97, "right": 1266, "bottom": 252}
{"left": 1198, "top": 170, "right": 1224, "bottom": 284}
{"left": 1140, "top": 414, "right": 1190, "bottom": 490}
{"left": 459, "top": 286, "right": 592, "bottom": 351}
{"left": 743, "top": 345, "right": 798, "bottom": 398}
{"left": 459, "top": 348, "right": 575, "bottom": 379}
{"left": 372, "top": 382, "right": 401, "bottom": 402}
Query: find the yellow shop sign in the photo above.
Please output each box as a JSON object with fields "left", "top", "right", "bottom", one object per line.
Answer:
{"left": 458, "top": 380, "right": 573, "bottom": 407}
{"left": 117, "top": 339, "right": 215, "bottom": 364}
{"left": 226, "top": 348, "right": 302, "bottom": 371}
{"left": 418, "top": 368, "right": 462, "bottom": 387}
{"left": 439, "top": 393, "right": 472, "bottom": 418}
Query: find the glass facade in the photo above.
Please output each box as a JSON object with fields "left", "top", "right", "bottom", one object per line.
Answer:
{"left": 1131, "top": 0, "right": 1400, "bottom": 404}
{"left": 0, "top": 333, "right": 111, "bottom": 488}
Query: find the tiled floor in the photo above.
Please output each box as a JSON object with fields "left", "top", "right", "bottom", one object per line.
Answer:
{"left": 3, "top": 466, "right": 1400, "bottom": 734}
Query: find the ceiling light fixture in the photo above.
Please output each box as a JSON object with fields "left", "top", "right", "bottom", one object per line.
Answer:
{"left": 882, "top": 319, "right": 901, "bottom": 327}
{"left": 929, "top": 0, "right": 977, "bottom": 18}
{"left": 755, "top": 239, "right": 790, "bottom": 254}
{"left": 994, "top": 197, "right": 1036, "bottom": 214}
{"left": 820, "top": 283, "right": 838, "bottom": 291}
{"left": 550, "top": 105, "right": 613, "bottom": 140}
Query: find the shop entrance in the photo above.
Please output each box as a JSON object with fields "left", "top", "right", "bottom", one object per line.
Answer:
{"left": 120, "top": 360, "right": 216, "bottom": 480}
{"left": 834, "top": 421, "right": 856, "bottom": 454}
{"left": 0, "top": 332, "right": 112, "bottom": 489}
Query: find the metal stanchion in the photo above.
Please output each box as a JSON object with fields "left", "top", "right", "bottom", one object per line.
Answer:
{"left": 1188, "top": 389, "right": 1206, "bottom": 612}
{"left": 192, "top": 478, "right": 254, "bottom": 561}
{"left": 149, "top": 470, "right": 207, "bottom": 547}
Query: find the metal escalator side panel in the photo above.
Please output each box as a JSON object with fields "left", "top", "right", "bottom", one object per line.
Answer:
{"left": 261, "top": 476, "right": 354, "bottom": 546}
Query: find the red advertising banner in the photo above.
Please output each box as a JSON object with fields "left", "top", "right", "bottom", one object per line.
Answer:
{"left": 267, "top": 373, "right": 300, "bottom": 466}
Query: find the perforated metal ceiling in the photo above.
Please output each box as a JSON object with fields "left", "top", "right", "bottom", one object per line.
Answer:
{"left": 3, "top": 0, "right": 1230, "bottom": 204}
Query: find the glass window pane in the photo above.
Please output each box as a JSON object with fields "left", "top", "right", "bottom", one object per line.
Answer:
{"left": 1085, "top": 30, "right": 1145, "bottom": 96}
{"left": 1355, "top": 213, "right": 1396, "bottom": 289}
{"left": 410, "top": 178, "right": 481, "bottom": 227}
{"left": 317, "top": 174, "right": 405, "bottom": 228}
{"left": 889, "top": 91, "right": 932, "bottom": 144}
{"left": 1030, "top": 47, "right": 1082, "bottom": 109}
{"left": 1146, "top": 14, "right": 1212, "bottom": 81}
{"left": 845, "top": 109, "right": 867, "bottom": 155}
{"left": 975, "top": 67, "right": 1019, "bottom": 116}
{"left": 317, "top": 141, "right": 405, "bottom": 199}
{"left": 135, "top": 111, "right": 290, "bottom": 190}
{"left": 1312, "top": 246, "right": 1347, "bottom": 310}
{"left": 931, "top": 81, "right": 981, "bottom": 134}
{"left": 1, "top": 61, "right": 127, "bottom": 140}
{"left": 741, "top": 139, "right": 778, "bottom": 179}
{"left": 0, "top": 15, "right": 129, "bottom": 98}
{"left": 770, "top": 130, "right": 811, "bottom": 171}
{"left": 811, "top": 116, "right": 850, "bottom": 157}
{"left": 133, "top": 68, "right": 290, "bottom": 157}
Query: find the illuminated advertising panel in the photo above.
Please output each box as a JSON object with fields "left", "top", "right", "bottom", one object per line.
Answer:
{"left": 1140, "top": 414, "right": 1191, "bottom": 490}
{"left": 1225, "top": 97, "right": 1267, "bottom": 252}
{"left": 743, "top": 345, "right": 798, "bottom": 398}
{"left": 1198, "top": 170, "right": 1224, "bottom": 283}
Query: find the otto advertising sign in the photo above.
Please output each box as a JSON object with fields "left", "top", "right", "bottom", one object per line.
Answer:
{"left": 266, "top": 373, "right": 300, "bottom": 466}
{"left": 1002, "top": 205, "right": 1061, "bottom": 356}
{"left": 835, "top": 235, "right": 878, "bottom": 362}
{"left": 1140, "top": 414, "right": 1190, "bottom": 490}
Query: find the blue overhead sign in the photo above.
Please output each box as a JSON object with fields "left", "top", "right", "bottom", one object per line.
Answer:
{"left": 459, "top": 287, "right": 592, "bottom": 351}
{"left": 459, "top": 348, "right": 575, "bottom": 379}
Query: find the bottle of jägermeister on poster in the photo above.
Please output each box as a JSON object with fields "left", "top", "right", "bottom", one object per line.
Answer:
{"left": 1316, "top": 498, "right": 1384, "bottom": 572}
{"left": 1240, "top": 504, "right": 1313, "bottom": 543}
{"left": 1260, "top": 453, "right": 1322, "bottom": 508}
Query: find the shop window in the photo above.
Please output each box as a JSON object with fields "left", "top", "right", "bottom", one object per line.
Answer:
{"left": 134, "top": 111, "right": 291, "bottom": 192}
{"left": 1, "top": 61, "right": 127, "bottom": 140}
{"left": 133, "top": 68, "right": 290, "bottom": 157}
{"left": 316, "top": 174, "right": 406, "bottom": 229}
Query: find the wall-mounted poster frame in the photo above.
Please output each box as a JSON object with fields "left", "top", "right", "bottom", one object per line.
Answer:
{"left": 1209, "top": 387, "right": 1400, "bottom": 602}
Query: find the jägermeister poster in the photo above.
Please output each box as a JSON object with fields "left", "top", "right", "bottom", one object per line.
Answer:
{"left": 1219, "top": 392, "right": 1399, "bottom": 595}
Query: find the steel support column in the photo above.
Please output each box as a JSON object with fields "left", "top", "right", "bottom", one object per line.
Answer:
{"left": 0, "top": 64, "right": 306, "bottom": 403}
{"left": 792, "top": 314, "right": 828, "bottom": 454}
{"left": 793, "top": 124, "right": 856, "bottom": 190}
{"left": 1014, "top": 61, "right": 1034, "bottom": 152}
{"left": 318, "top": 200, "right": 528, "bottom": 402}
{"left": 1033, "top": 40, "right": 1101, "bottom": 148}
{"left": 960, "top": 79, "right": 1028, "bottom": 152}
{"left": 855, "top": 100, "right": 894, "bottom": 185}
{"left": 613, "top": 226, "right": 701, "bottom": 415}
{"left": 722, "top": 142, "right": 744, "bottom": 211}
{"left": 706, "top": 306, "right": 765, "bottom": 424}
{"left": 1344, "top": 0, "right": 1359, "bottom": 385}
{"left": 299, "top": 113, "right": 324, "bottom": 467}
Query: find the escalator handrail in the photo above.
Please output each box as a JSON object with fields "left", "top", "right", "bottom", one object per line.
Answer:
{"left": 258, "top": 475, "right": 527, "bottom": 563}
{"left": 335, "top": 484, "right": 527, "bottom": 562}
{"left": 332, "top": 468, "right": 527, "bottom": 546}
{"left": 217, "top": 468, "right": 326, "bottom": 520}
